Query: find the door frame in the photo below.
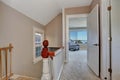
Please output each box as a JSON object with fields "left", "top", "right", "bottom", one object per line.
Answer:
{"left": 100, "top": 0, "right": 111, "bottom": 79}
{"left": 65, "top": 10, "right": 101, "bottom": 78}
{"left": 65, "top": 14, "right": 88, "bottom": 62}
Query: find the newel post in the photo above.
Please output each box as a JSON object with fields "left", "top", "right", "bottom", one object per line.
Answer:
{"left": 41, "top": 40, "right": 54, "bottom": 80}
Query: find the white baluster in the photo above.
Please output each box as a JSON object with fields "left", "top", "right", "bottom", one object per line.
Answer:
{"left": 41, "top": 58, "right": 51, "bottom": 80}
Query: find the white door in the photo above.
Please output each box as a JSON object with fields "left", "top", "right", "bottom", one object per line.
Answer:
{"left": 87, "top": 4, "right": 99, "bottom": 76}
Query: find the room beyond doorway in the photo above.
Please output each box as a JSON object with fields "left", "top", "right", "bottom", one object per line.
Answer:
{"left": 68, "top": 15, "right": 87, "bottom": 51}
{"left": 64, "top": 11, "right": 100, "bottom": 79}
{"left": 60, "top": 14, "right": 100, "bottom": 80}
{"left": 65, "top": 14, "right": 88, "bottom": 62}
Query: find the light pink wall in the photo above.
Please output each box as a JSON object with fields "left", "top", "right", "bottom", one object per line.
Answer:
{"left": 45, "top": 13, "right": 62, "bottom": 47}
{"left": 111, "top": 0, "right": 120, "bottom": 79}
{"left": 65, "top": 6, "right": 90, "bottom": 15}
{"left": 0, "top": 2, "right": 44, "bottom": 78}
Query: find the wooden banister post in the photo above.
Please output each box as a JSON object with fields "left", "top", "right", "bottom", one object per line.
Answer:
{"left": 0, "top": 44, "right": 13, "bottom": 80}
{"left": 9, "top": 43, "right": 13, "bottom": 76}
{"left": 5, "top": 49, "right": 8, "bottom": 80}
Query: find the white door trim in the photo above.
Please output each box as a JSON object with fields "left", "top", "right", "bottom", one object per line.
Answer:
{"left": 65, "top": 14, "right": 88, "bottom": 62}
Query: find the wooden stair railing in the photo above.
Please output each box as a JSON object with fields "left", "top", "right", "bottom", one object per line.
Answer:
{"left": 0, "top": 44, "right": 13, "bottom": 80}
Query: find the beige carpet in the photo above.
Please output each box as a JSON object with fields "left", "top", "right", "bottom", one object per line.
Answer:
{"left": 60, "top": 50, "right": 101, "bottom": 80}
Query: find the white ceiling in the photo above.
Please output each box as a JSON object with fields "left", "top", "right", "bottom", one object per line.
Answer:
{"left": 55, "top": 0, "right": 92, "bottom": 8}
{"left": 1, "top": 0, "right": 92, "bottom": 25}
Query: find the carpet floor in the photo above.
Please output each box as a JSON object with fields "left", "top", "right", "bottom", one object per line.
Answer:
{"left": 60, "top": 50, "right": 101, "bottom": 80}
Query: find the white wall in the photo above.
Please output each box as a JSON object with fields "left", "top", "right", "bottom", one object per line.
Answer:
{"left": 0, "top": 2, "right": 44, "bottom": 78}
{"left": 69, "top": 17, "right": 87, "bottom": 28}
{"left": 100, "top": 0, "right": 120, "bottom": 80}
{"left": 52, "top": 49, "right": 64, "bottom": 80}
{"left": 111, "top": 0, "right": 120, "bottom": 80}
{"left": 45, "top": 14, "right": 62, "bottom": 47}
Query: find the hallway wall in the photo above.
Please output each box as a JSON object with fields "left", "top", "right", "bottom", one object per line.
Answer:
{"left": 0, "top": 2, "right": 44, "bottom": 78}
{"left": 45, "top": 13, "right": 62, "bottom": 47}
{"left": 101, "top": 0, "right": 120, "bottom": 80}
{"left": 111, "top": 0, "right": 120, "bottom": 79}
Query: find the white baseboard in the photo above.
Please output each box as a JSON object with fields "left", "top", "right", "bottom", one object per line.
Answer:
{"left": 10, "top": 74, "right": 21, "bottom": 80}
{"left": 10, "top": 74, "right": 39, "bottom": 80}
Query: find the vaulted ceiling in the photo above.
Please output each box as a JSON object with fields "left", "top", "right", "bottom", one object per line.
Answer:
{"left": 0, "top": 0, "right": 92, "bottom": 25}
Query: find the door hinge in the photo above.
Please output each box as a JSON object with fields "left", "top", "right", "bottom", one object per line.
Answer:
{"left": 108, "top": 68, "right": 112, "bottom": 73}
{"left": 108, "top": 37, "right": 112, "bottom": 41}
{"left": 107, "top": 6, "right": 112, "bottom": 11}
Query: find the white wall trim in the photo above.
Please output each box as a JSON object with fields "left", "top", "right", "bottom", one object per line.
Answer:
{"left": 100, "top": 0, "right": 110, "bottom": 79}
{"left": 62, "top": 8, "right": 65, "bottom": 47}
{"left": 62, "top": 8, "right": 66, "bottom": 63}
{"left": 33, "top": 26, "right": 44, "bottom": 64}
{"left": 65, "top": 15, "right": 70, "bottom": 63}
{"left": 66, "top": 14, "right": 88, "bottom": 18}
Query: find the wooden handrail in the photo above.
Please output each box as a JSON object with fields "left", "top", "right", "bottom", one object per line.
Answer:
{"left": 0, "top": 45, "right": 13, "bottom": 51}
{"left": 0, "top": 43, "right": 13, "bottom": 80}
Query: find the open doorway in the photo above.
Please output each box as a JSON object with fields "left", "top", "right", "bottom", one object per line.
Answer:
{"left": 62, "top": 5, "right": 100, "bottom": 80}
{"left": 65, "top": 14, "right": 88, "bottom": 62}
{"left": 69, "top": 16, "right": 87, "bottom": 51}
{"left": 60, "top": 13, "right": 100, "bottom": 80}
{"left": 67, "top": 14, "right": 88, "bottom": 69}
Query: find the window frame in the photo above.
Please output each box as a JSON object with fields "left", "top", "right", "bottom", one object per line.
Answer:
{"left": 33, "top": 27, "right": 44, "bottom": 64}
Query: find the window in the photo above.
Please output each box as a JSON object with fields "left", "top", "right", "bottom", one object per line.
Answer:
{"left": 69, "top": 29, "right": 87, "bottom": 44}
{"left": 33, "top": 27, "right": 43, "bottom": 63}
{"left": 35, "top": 33, "right": 42, "bottom": 58}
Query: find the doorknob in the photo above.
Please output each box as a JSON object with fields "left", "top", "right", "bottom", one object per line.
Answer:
{"left": 93, "top": 43, "right": 99, "bottom": 46}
